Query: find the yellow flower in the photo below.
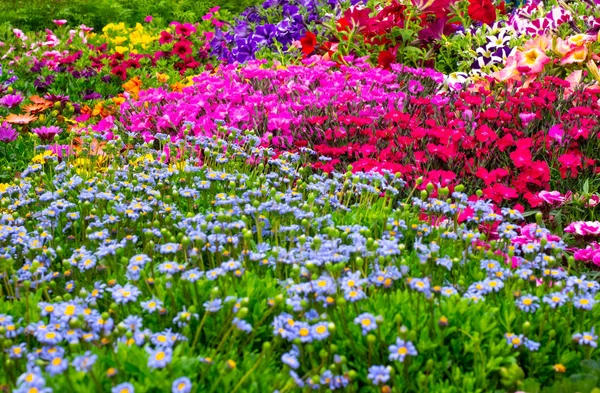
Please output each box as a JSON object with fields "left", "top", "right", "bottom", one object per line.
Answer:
{"left": 0, "top": 183, "right": 10, "bottom": 193}
{"left": 156, "top": 73, "right": 170, "bottom": 83}
{"left": 131, "top": 154, "right": 154, "bottom": 167}
{"left": 553, "top": 364, "right": 566, "bottom": 373}
{"left": 114, "top": 46, "right": 129, "bottom": 54}
{"left": 111, "top": 36, "right": 127, "bottom": 45}
{"left": 32, "top": 150, "right": 55, "bottom": 164}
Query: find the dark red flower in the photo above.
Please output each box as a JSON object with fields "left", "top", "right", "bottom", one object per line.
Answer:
{"left": 377, "top": 49, "right": 395, "bottom": 69}
{"left": 159, "top": 31, "right": 174, "bottom": 45}
{"left": 172, "top": 40, "right": 193, "bottom": 59}
{"left": 111, "top": 65, "right": 127, "bottom": 81}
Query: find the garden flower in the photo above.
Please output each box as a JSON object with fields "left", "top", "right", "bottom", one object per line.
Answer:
{"left": 538, "top": 191, "right": 564, "bottom": 205}
{"left": 0, "top": 122, "right": 17, "bottom": 143}
{"left": 573, "top": 328, "right": 598, "bottom": 347}
{"left": 367, "top": 365, "right": 391, "bottom": 385}
{"left": 72, "top": 351, "right": 97, "bottom": 372}
{"left": 32, "top": 126, "right": 63, "bottom": 142}
{"left": 564, "top": 222, "right": 600, "bottom": 237}
{"left": 147, "top": 347, "right": 173, "bottom": 369}
{"left": 573, "top": 295, "right": 595, "bottom": 310}
{"left": 172, "top": 377, "right": 192, "bottom": 393}
{"left": 516, "top": 295, "right": 540, "bottom": 313}
{"left": 46, "top": 356, "right": 68, "bottom": 375}
{"left": 388, "top": 338, "right": 417, "bottom": 362}
{"left": 505, "top": 333, "right": 524, "bottom": 348}
{"left": 542, "top": 292, "right": 567, "bottom": 308}
{"left": 354, "top": 313, "right": 377, "bottom": 335}
{"left": 0, "top": 93, "right": 23, "bottom": 108}
{"left": 112, "top": 383, "right": 135, "bottom": 393}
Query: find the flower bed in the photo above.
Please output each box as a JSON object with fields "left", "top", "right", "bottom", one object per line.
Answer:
{"left": 2, "top": 0, "right": 600, "bottom": 391}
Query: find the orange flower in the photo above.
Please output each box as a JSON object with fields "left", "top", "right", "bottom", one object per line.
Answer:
{"left": 170, "top": 81, "right": 186, "bottom": 92}
{"left": 113, "top": 96, "right": 126, "bottom": 106}
{"left": 92, "top": 102, "right": 105, "bottom": 117}
{"left": 123, "top": 76, "right": 142, "bottom": 99}
{"left": 4, "top": 113, "right": 37, "bottom": 125}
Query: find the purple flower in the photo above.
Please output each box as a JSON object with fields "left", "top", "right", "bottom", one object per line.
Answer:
{"left": 0, "top": 123, "right": 17, "bottom": 143}
{"left": 83, "top": 92, "right": 102, "bottom": 100}
{"left": 32, "top": 126, "right": 62, "bottom": 142}
{"left": 0, "top": 93, "right": 23, "bottom": 108}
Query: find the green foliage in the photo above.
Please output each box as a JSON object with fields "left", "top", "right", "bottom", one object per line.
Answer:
{"left": 0, "top": 0, "right": 264, "bottom": 31}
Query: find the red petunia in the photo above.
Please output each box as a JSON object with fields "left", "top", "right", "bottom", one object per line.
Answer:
{"left": 468, "top": 0, "right": 496, "bottom": 25}
{"left": 172, "top": 40, "right": 193, "bottom": 59}
{"left": 300, "top": 31, "right": 317, "bottom": 55}
{"left": 377, "top": 49, "right": 395, "bottom": 69}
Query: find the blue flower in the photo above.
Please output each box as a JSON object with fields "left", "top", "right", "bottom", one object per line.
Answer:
{"left": 281, "top": 345, "right": 300, "bottom": 369}
{"left": 354, "top": 313, "right": 377, "bottom": 335}
{"left": 203, "top": 298, "right": 223, "bottom": 313}
{"left": 573, "top": 328, "right": 598, "bottom": 347}
{"left": 72, "top": 351, "right": 97, "bottom": 372}
{"left": 573, "top": 294, "right": 595, "bottom": 310}
{"left": 110, "top": 283, "right": 141, "bottom": 304}
{"left": 172, "top": 377, "right": 192, "bottom": 393}
{"left": 147, "top": 347, "right": 173, "bottom": 369}
{"left": 311, "top": 322, "right": 330, "bottom": 341}
{"left": 112, "top": 382, "right": 135, "bottom": 393}
{"left": 388, "top": 338, "right": 417, "bottom": 362}
{"left": 516, "top": 295, "right": 540, "bottom": 313}
{"left": 367, "top": 365, "right": 391, "bottom": 385}
{"left": 46, "top": 356, "right": 68, "bottom": 375}
{"left": 542, "top": 292, "right": 567, "bottom": 308}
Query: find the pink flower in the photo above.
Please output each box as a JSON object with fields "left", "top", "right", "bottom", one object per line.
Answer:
{"left": 516, "top": 48, "right": 550, "bottom": 74}
{"left": 209, "top": 6, "right": 220, "bottom": 12}
{"left": 586, "top": 195, "right": 600, "bottom": 208}
{"left": 548, "top": 124, "right": 564, "bottom": 143}
{"left": 52, "top": 19, "right": 67, "bottom": 26}
{"left": 564, "top": 221, "right": 600, "bottom": 236}
{"left": 538, "top": 190, "right": 564, "bottom": 205}
{"left": 144, "top": 15, "right": 154, "bottom": 23}
{"left": 561, "top": 46, "right": 587, "bottom": 65}
{"left": 12, "top": 29, "right": 28, "bottom": 41}
{"left": 519, "top": 112, "right": 536, "bottom": 126}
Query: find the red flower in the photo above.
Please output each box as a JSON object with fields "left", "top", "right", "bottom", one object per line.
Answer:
{"left": 558, "top": 153, "right": 581, "bottom": 178}
{"left": 111, "top": 65, "right": 127, "bottom": 81}
{"left": 468, "top": 0, "right": 496, "bottom": 25}
{"left": 377, "top": 49, "right": 395, "bottom": 69}
{"left": 159, "top": 31, "right": 173, "bottom": 45}
{"left": 300, "top": 31, "right": 317, "bottom": 55}
{"left": 172, "top": 40, "right": 193, "bottom": 59}
{"left": 509, "top": 148, "right": 532, "bottom": 168}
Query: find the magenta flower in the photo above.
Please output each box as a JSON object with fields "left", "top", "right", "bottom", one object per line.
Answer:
{"left": 0, "top": 123, "right": 17, "bottom": 143}
{"left": 52, "top": 19, "right": 67, "bottom": 26}
{"left": 32, "top": 126, "right": 62, "bottom": 142}
{"left": 538, "top": 190, "right": 564, "bottom": 205}
{"left": 0, "top": 94, "right": 23, "bottom": 108}
{"left": 565, "top": 221, "right": 600, "bottom": 237}
{"left": 48, "top": 144, "right": 72, "bottom": 159}
{"left": 144, "top": 15, "right": 153, "bottom": 23}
